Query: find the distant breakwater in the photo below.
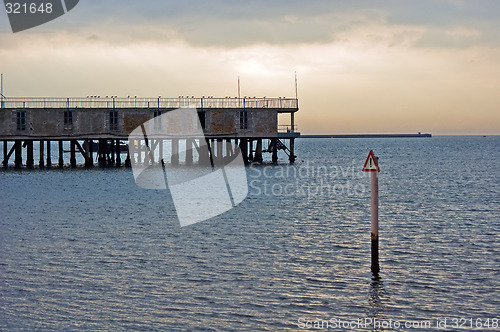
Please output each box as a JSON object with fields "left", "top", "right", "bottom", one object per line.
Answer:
{"left": 301, "top": 133, "right": 432, "bottom": 139}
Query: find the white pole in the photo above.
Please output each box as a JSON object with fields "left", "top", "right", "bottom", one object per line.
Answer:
{"left": 1, "top": 73, "right": 4, "bottom": 108}
{"left": 238, "top": 76, "right": 241, "bottom": 107}
{"left": 371, "top": 158, "right": 380, "bottom": 274}
{"left": 238, "top": 76, "right": 241, "bottom": 99}
{"left": 294, "top": 71, "right": 298, "bottom": 100}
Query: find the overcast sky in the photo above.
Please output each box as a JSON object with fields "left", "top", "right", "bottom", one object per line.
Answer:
{"left": 1, "top": 0, "right": 499, "bottom": 134}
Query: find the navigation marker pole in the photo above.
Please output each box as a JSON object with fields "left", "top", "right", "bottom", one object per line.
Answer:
{"left": 363, "top": 150, "right": 381, "bottom": 274}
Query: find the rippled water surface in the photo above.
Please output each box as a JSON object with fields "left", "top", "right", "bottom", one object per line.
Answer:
{"left": 1, "top": 136, "right": 499, "bottom": 331}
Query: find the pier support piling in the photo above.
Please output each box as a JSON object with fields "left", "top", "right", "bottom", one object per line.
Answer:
{"left": 254, "top": 139, "right": 263, "bottom": 163}
{"left": 70, "top": 140, "right": 77, "bottom": 168}
{"left": 116, "top": 140, "right": 121, "bottom": 166}
{"left": 98, "top": 139, "right": 106, "bottom": 167}
{"left": 289, "top": 138, "right": 296, "bottom": 163}
{"left": 226, "top": 139, "right": 233, "bottom": 157}
{"left": 105, "top": 140, "right": 112, "bottom": 166}
{"left": 240, "top": 139, "right": 248, "bottom": 164}
{"left": 159, "top": 139, "right": 164, "bottom": 165}
{"left": 217, "top": 139, "right": 223, "bottom": 162}
{"left": 248, "top": 139, "right": 254, "bottom": 161}
{"left": 14, "top": 140, "right": 22, "bottom": 169}
{"left": 125, "top": 150, "right": 131, "bottom": 167}
{"left": 197, "top": 139, "right": 210, "bottom": 166}
{"left": 46, "top": 140, "right": 51, "bottom": 167}
{"left": 208, "top": 139, "right": 214, "bottom": 165}
{"left": 271, "top": 138, "right": 278, "bottom": 163}
{"left": 171, "top": 139, "right": 179, "bottom": 166}
{"left": 185, "top": 139, "right": 193, "bottom": 166}
{"left": 27, "top": 140, "right": 34, "bottom": 169}
{"left": 3, "top": 140, "right": 7, "bottom": 168}
{"left": 110, "top": 140, "right": 116, "bottom": 165}
{"left": 39, "top": 140, "right": 44, "bottom": 168}
{"left": 84, "top": 140, "right": 92, "bottom": 168}
{"left": 58, "top": 140, "right": 64, "bottom": 168}
{"left": 89, "top": 139, "right": 94, "bottom": 167}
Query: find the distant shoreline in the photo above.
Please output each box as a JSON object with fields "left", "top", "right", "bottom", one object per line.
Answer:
{"left": 300, "top": 133, "right": 432, "bottom": 138}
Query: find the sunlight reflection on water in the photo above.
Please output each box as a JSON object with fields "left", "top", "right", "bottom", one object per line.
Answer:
{"left": 0, "top": 136, "right": 499, "bottom": 331}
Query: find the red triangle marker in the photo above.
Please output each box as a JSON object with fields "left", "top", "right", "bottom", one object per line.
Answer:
{"left": 362, "top": 150, "right": 380, "bottom": 172}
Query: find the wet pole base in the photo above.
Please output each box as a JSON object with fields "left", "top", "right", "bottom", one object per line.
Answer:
{"left": 371, "top": 233, "right": 380, "bottom": 275}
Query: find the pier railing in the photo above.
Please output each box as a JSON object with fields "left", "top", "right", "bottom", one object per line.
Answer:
{"left": 0, "top": 97, "right": 298, "bottom": 109}
{"left": 278, "top": 125, "right": 298, "bottom": 133}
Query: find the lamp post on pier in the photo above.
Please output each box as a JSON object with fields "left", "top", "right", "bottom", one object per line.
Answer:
{"left": 1, "top": 73, "right": 5, "bottom": 108}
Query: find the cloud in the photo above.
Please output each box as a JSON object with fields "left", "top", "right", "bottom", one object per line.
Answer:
{"left": 2, "top": 0, "right": 497, "bottom": 49}
{"left": 0, "top": 0, "right": 498, "bottom": 134}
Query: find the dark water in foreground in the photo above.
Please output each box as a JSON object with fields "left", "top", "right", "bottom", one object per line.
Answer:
{"left": 1, "top": 136, "right": 499, "bottom": 331}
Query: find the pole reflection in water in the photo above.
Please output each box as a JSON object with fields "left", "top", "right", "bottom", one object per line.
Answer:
{"left": 368, "top": 274, "right": 389, "bottom": 331}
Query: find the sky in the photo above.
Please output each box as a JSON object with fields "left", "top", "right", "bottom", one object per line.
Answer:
{"left": 0, "top": 0, "right": 499, "bottom": 134}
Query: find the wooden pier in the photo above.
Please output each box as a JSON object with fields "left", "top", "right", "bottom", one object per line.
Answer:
{"left": 0, "top": 97, "right": 299, "bottom": 169}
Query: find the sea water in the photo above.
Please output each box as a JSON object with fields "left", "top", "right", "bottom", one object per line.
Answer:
{"left": 0, "top": 136, "right": 499, "bottom": 331}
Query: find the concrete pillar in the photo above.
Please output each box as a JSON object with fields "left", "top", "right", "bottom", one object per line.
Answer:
{"left": 125, "top": 140, "right": 132, "bottom": 168}
{"left": 3, "top": 140, "right": 8, "bottom": 168}
{"left": 139, "top": 141, "right": 144, "bottom": 164}
{"left": 12, "top": 141, "right": 18, "bottom": 168}
{"left": 210, "top": 140, "right": 216, "bottom": 165}
{"left": 185, "top": 139, "right": 193, "bottom": 166}
{"left": 14, "top": 140, "right": 22, "bottom": 169}
{"left": 83, "top": 140, "right": 88, "bottom": 167}
{"left": 125, "top": 150, "right": 131, "bottom": 167}
{"left": 198, "top": 139, "right": 211, "bottom": 166}
{"left": 26, "top": 140, "right": 34, "bottom": 169}
{"left": 239, "top": 139, "right": 249, "bottom": 164}
{"left": 98, "top": 139, "right": 106, "bottom": 167}
{"left": 272, "top": 138, "right": 278, "bottom": 163}
{"left": 105, "top": 140, "right": 112, "bottom": 166}
{"left": 159, "top": 139, "right": 164, "bottom": 164}
{"left": 217, "top": 139, "right": 223, "bottom": 161}
{"left": 209, "top": 139, "right": 215, "bottom": 163}
{"left": 39, "top": 140, "right": 45, "bottom": 168}
{"left": 89, "top": 139, "right": 94, "bottom": 167}
{"left": 46, "top": 140, "right": 51, "bottom": 168}
{"left": 226, "top": 139, "right": 233, "bottom": 157}
{"left": 289, "top": 138, "right": 296, "bottom": 164}
{"left": 248, "top": 139, "right": 254, "bottom": 161}
{"left": 129, "top": 140, "right": 134, "bottom": 165}
{"left": 254, "top": 139, "right": 263, "bottom": 163}
{"left": 142, "top": 140, "right": 146, "bottom": 165}
{"left": 58, "top": 140, "right": 64, "bottom": 168}
{"left": 70, "top": 140, "right": 77, "bottom": 168}
{"left": 116, "top": 140, "right": 121, "bottom": 166}
{"left": 147, "top": 140, "right": 154, "bottom": 165}
{"left": 110, "top": 139, "right": 116, "bottom": 165}
{"left": 171, "top": 139, "right": 179, "bottom": 166}
{"left": 84, "top": 140, "right": 92, "bottom": 168}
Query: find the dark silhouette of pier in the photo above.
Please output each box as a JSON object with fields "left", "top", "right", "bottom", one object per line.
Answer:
{"left": 0, "top": 96, "right": 299, "bottom": 169}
